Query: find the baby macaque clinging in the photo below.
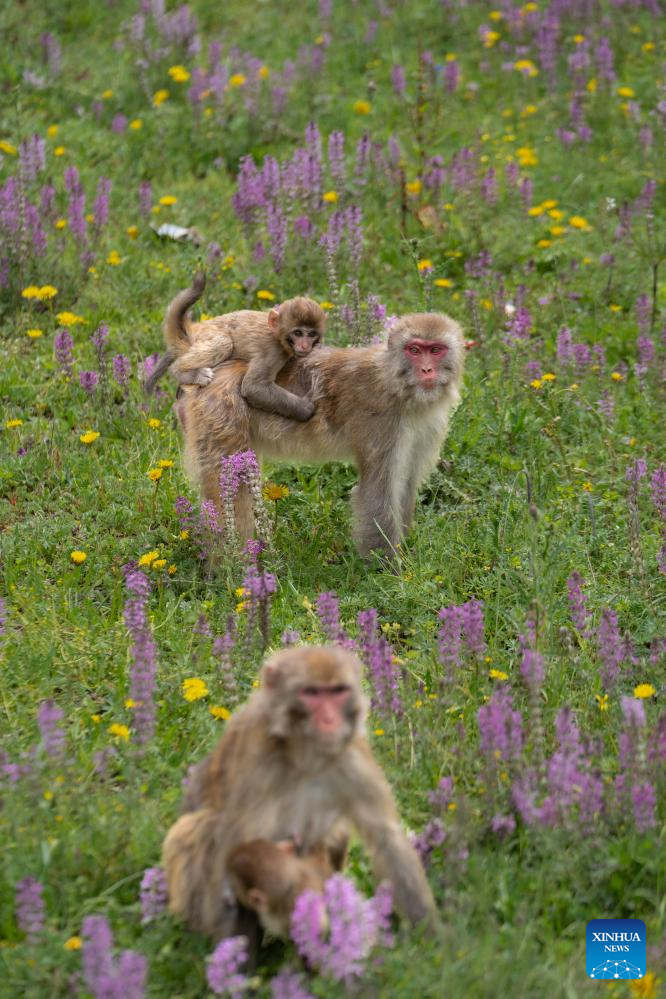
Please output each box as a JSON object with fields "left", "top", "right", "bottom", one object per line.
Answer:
{"left": 145, "top": 273, "right": 326, "bottom": 422}
{"left": 226, "top": 839, "right": 331, "bottom": 939}
{"left": 162, "top": 646, "right": 438, "bottom": 950}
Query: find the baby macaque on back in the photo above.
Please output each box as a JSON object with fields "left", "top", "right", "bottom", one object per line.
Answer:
{"left": 146, "top": 273, "right": 326, "bottom": 422}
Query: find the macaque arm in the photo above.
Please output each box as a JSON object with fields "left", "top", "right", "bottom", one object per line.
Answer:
{"left": 241, "top": 352, "right": 315, "bottom": 422}
{"left": 347, "top": 749, "right": 440, "bottom": 930}
{"left": 170, "top": 334, "right": 234, "bottom": 383}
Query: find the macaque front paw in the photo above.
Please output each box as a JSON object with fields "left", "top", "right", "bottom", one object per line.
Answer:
{"left": 297, "top": 397, "right": 316, "bottom": 421}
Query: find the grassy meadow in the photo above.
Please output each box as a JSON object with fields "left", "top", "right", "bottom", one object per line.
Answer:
{"left": 0, "top": 0, "right": 665, "bottom": 995}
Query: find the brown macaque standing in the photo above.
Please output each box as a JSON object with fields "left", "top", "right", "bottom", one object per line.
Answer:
{"left": 145, "top": 273, "right": 326, "bottom": 422}
{"left": 162, "top": 646, "right": 438, "bottom": 947}
{"left": 226, "top": 839, "right": 331, "bottom": 939}
{"left": 176, "top": 310, "right": 465, "bottom": 555}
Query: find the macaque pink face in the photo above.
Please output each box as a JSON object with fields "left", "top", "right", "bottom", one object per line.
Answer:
{"left": 298, "top": 685, "right": 352, "bottom": 736}
{"left": 404, "top": 338, "right": 449, "bottom": 389}
{"left": 287, "top": 329, "right": 320, "bottom": 358}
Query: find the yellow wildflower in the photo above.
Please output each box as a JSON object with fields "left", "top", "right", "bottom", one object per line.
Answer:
{"left": 130, "top": 119, "right": 143, "bottom": 130}
{"left": 27, "top": 329, "right": 43, "bottom": 339}
{"left": 182, "top": 677, "right": 209, "bottom": 702}
{"left": 630, "top": 971, "right": 659, "bottom": 998}
{"left": 127, "top": 225, "right": 139, "bottom": 239}
{"left": 548, "top": 209, "right": 564, "bottom": 220}
{"left": 108, "top": 723, "right": 130, "bottom": 741}
{"left": 56, "top": 311, "right": 85, "bottom": 325}
{"left": 587, "top": 78, "right": 597, "bottom": 93}
{"left": 107, "top": 250, "right": 121, "bottom": 266}
{"left": 484, "top": 31, "right": 501, "bottom": 47}
{"left": 405, "top": 180, "right": 422, "bottom": 195}
{"left": 101, "top": 89, "right": 113, "bottom": 99}
{"left": 374, "top": 728, "right": 385, "bottom": 736}
{"left": 319, "top": 301, "right": 334, "bottom": 309}
{"left": 568, "top": 215, "right": 591, "bottom": 230}
{"left": 0, "top": 140, "right": 18, "bottom": 155}
{"left": 151, "top": 559, "right": 167, "bottom": 570}
{"left": 79, "top": 431, "right": 100, "bottom": 444}
{"left": 541, "top": 372, "right": 556, "bottom": 382}
{"left": 55, "top": 218, "right": 67, "bottom": 230}
{"left": 138, "top": 550, "right": 159, "bottom": 566}
{"left": 168, "top": 564, "right": 177, "bottom": 575}
{"left": 595, "top": 694, "right": 609, "bottom": 712}
{"left": 210, "top": 705, "right": 231, "bottom": 720}
{"left": 418, "top": 259, "right": 433, "bottom": 272}
{"left": 489, "top": 10, "right": 503, "bottom": 20}
{"left": 528, "top": 205, "right": 545, "bottom": 217}
{"left": 617, "top": 86, "right": 635, "bottom": 98}
{"left": 582, "top": 482, "right": 593, "bottom": 492}
{"left": 168, "top": 65, "right": 190, "bottom": 83}
{"left": 148, "top": 468, "right": 163, "bottom": 482}
{"left": 537, "top": 239, "right": 552, "bottom": 248}
{"left": 159, "top": 195, "right": 177, "bottom": 206}
{"left": 158, "top": 459, "right": 174, "bottom": 468}
{"left": 517, "top": 146, "right": 538, "bottom": 166}
{"left": 258, "top": 65, "right": 270, "bottom": 79}
{"left": 229, "top": 73, "right": 247, "bottom": 87}
{"left": 5, "top": 418, "right": 23, "bottom": 429}
{"left": 353, "top": 100, "right": 372, "bottom": 114}
{"left": 236, "top": 601, "right": 248, "bottom": 613}
{"left": 70, "top": 551, "right": 87, "bottom": 565}
{"left": 634, "top": 684, "right": 656, "bottom": 699}
{"left": 489, "top": 669, "right": 508, "bottom": 681}
{"left": 125, "top": 699, "right": 136, "bottom": 709}
{"left": 434, "top": 278, "right": 453, "bottom": 288}
{"left": 64, "top": 936, "right": 81, "bottom": 950}
{"left": 641, "top": 42, "right": 655, "bottom": 53}
{"left": 256, "top": 290, "right": 276, "bottom": 301}
{"left": 263, "top": 483, "right": 289, "bottom": 501}
{"left": 323, "top": 191, "right": 338, "bottom": 203}
{"left": 530, "top": 379, "right": 543, "bottom": 389}
{"left": 153, "top": 89, "right": 170, "bottom": 106}
{"left": 573, "top": 34, "right": 585, "bottom": 43}
{"left": 550, "top": 226, "right": 566, "bottom": 236}
{"left": 611, "top": 371, "right": 623, "bottom": 381}
{"left": 148, "top": 418, "right": 161, "bottom": 429}
{"left": 54, "top": 146, "right": 65, "bottom": 157}
{"left": 514, "top": 60, "right": 539, "bottom": 77}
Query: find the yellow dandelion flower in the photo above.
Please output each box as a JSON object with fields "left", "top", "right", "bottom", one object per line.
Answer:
{"left": 547, "top": 209, "right": 564, "bottom": 220}
{"left": 537, "top": 239, "right": 552, "bottom": 248}
{"left": 587, "top": 78, "right": 597, "bottom": 93}
{"left": 582, "top": 481, "right": 593, "bottom": 492}
{"left": 521, "top": 104, "right": 538, "bottom": 116}
{"left": 55, "top": 218, "right": 67, "bottom": 230}
{"left": 5, "top": 418, "right": 23, "bottom": 429}
{"left": 319, "top": 301, "right": 334, "bottom": 309}
{"left": 107, "top": 250, "right": 122, "bottom": 266}
{"left": 148, "top": 468, "right": 163, "bottom": 482}
{"left": 405, "top": 179, "right": 422, "bottom": 195}
{"left": 46, "top": 124, "right": 59, "bottom": 137}
{"left": 489, "top": 669, "right": 509, "bottom": 680}
{"left": 57, "top": 311, "right": 85, "bottom": 325}
{"left": 158, "top": 459, "right": 174, "bottom": 468}
{"left": 126, "top": 225, "right": 139, "bottom": 239}
{"left": 182, "top": 677, "right": 209, "bottom": 702}
{"left": 634, "top": 684, "right": 656, "bottom": 699}
{"left": 159, "top": 195, "right": 177, "bottom": 206}
{"left": 91, "top": 714, "right": 101, "bottom": 724}
{"left": 434, "top": 278, "right": 453, "bottom": 288}
{"left": 148, "top": 418, "right": 162, "bottom": 429}
{"left": 516, "top": 146, "right": 538, "bottom": 166}
{"left": 256, "top": 289, "right": 276, "bottom": 301}
{"left": 550, "top": 226, "right": 566, "bottom": 236}
{"left": 0, "top": 140, "right": 17, "bottom": 155}
{"left": 138, "top": 550, "right": 160, "bottom": 566}
{"left": 79, "top": 431, "right": 100, "bottom": 444}
{"left": 210, "top": 705, "right": 231, "bottom": 720}
{"left": 125, "top": 699, "right": 136, "bottom": 709}
{"left": 541, "top": 372, "right": 556, "bottom": 382}
{"left": 129, "top": 118, "right": 143, "bottom": 130}
{"left": 221, "top": 254, "right": 235, "bottom": 269}
{"left": 617, "top": 86, "right": 635, "bottom": 98}
{"left": 353, "top": 99, "right": 372, "bottom": 114}
{"left": 484, "top": 31, "right": 501, "bottom": 47}
{"left": 641, "top": 42, "right": 655, "bottom": 53}
{"left": 480, "top": 298, "right": 493, "bottom": 310}
{"left": 229, "top": 73, "right": 247, "bottom": 87}
{"left": 153, "top": 89, "right": 170, "bottom": 106}
{"left": 418, "top": 259, "right": 433, "bottom": 272}
{"left": 323, "top": 191, "right": 338, "bottom": 203}
{"left": 514, "top": 59, "right": 539, "bottom": 77}
{"left": 530, "top": 379, "right": 543, "bottom": 389}
{"left": 528, "top": 205, "right": 545, "bottom": 217}
{"left": 108, "top": 723, "right": 130, "bottom": 741}
{"left": 21, "top": 285, "right": 41, "bottom": 298}
{"left": 101, "top": 89, "right": 113, "bottom": 99}
{"left": 70, "top": 551, "right": 87, "bottom": 564}
{"left": 374, "top": 728, "right": 385, "bottom": 736}
{"left": 489, "top": 10, "right": 503, "bottom": 20}
{"left": 168, "top": 564, "right": 177, "bottom": 575}
{"left": 64, "top": 936, "right": 82, "bottom": 951}
{"left": 573, "top": 34, "right": 585, "bottom": 43}
{"left": 168, "top": 65, "right": 190, "bottom": 83}
{"left": 569, "top": 383, "right": 579, "bottom": 391}
{"left": 263, "top": 483, "right": 289, "bottom": 501}
{"left": 151, "top": 558, "right": 167, "bottom": 570}
{"left": 630, "top": 971, "right": 659, "bottom": 998}
{"left": 27, "top": 328, "right": 43, "bottom": 339}
{"left": 258, "top": 65, "right": 270, "bottom": 79}
{"left": 568, "top": 215, "right": 591, "bottom": 230}
{"left": 595, "top": 694, "right": 609, "bottom": 712}
{"left": 611, "top": 371, "right": 624, "bottom": 381}
{"left": 179, "top": 529, "right": 189, "bottom": 540}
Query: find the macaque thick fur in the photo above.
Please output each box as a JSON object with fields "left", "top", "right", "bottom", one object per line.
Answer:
{"left": 162, "top": 646, "right": 438, "bottom": 944}
{"left": 176, "top": 308, "right": 465, "bottom": 555}
{"left": 146, "top": 273, "right": 326, "bottom": 423}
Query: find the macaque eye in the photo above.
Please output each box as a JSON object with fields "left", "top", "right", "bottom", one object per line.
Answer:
{"left": 431, "top": 345, "right": 442, "bottom": 354}
{"left": 329, "top": 685, "right": 350, "bottom": 696}
{"left": 300, "top": 686, "right": 320, "bottom": 697}
{"left": 408, "top": 346, "right": 420, "bottom": 355}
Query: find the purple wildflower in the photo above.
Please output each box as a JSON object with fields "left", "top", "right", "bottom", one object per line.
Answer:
{"left": 391, "top": 64, "right": 406, "bottom": 96}
{"left": 316, "top": 591, "right": 349, "bottom": 645}
{"left": 631, "top": 782, "right": 656, "bottom": 833}
{"left": 270, "top": 968, "right": 315, "bottom": 999}
{"left": 437, "top": 605, "right": 464, "bottom": 674}
{"left": 460, "top": 599, "right": 485, "bottom": 658}
{"left": 357, "top": 608, "right": 402, "bottom": 717}
{"left": 567, "top": 572, "right": 590, "bottom": 635}
{"left": 206, "top": 936, "right": 248, "bottom": 997}
{"left": 37, "top": 699, "right": 65, "bottom": 758}
{"left": 140, "top": 867, "right": 168, "bottom": 923}
{"left": 478, "top": 688, "right": 523, "bottom": 762}
{"left": 54, "top": 328, "right": 75, "bottom": 377}
{"left": 138, "top": 181, "right": 152, "bottom": 218}
{"left": 112, "top": 354, "right": 131, "bottom": 388}
{"left": 93, "top": 177, "right": 112, "bottom": 229}
{"left": 597, "top": 609, "right": 624, "bottom": 691}
{"left": 123, "top": 571, "right": 157, "bottom": 745}
{"left": 79, "top": 370, "right": 99, "bottom": 394}
{"left": 15, "top": 877, "right": 45, "bottom": 943}
{"left": 82, "top": 914, "right": 147, "bottom": 999}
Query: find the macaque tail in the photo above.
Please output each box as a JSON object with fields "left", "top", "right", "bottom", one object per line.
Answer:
{"left": 144, "top": 271, "right": 206, "bottom": 394}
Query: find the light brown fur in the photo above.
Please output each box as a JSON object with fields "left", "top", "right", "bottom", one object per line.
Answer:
{"left": 176, "top": 312, "right": 465, "bottom": 554}
{"left": 162, "top": 646, "right": 438, "bottom": 944}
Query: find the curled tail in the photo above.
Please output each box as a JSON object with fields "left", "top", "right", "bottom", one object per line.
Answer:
{"left": 144, "top": 271, "right": 206, "bottom": 394}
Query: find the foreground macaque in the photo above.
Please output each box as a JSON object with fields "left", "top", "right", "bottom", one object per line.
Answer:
{"left": 226, "top": 839, "right": 331, "bottom": 939}
{"left": 177, "top": 311, "right": 465, "bottom": 554}
{"left": 162, "top": 646, "right": 438, "bottom": 945}
{"left": 146, "top": 273, "right": 326, "bottom": 422}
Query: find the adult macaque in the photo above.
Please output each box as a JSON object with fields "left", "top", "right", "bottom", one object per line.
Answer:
{"left": 162, "top": 646, "right": 438, "bottom": 944}
{"left": 226, "top": 839, "right": 331, "bottom": 939}
{"left": 146, "top": 273, "right": 326, "bottom": 422}
{"left": 177, "top": 310, "right": 465, "bottom": 555}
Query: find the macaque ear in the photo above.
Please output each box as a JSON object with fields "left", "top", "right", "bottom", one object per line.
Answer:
{"left": 247, "top": 888, "right": 268, "bottom": 913}
{"left": 267, "top": 307, "right": 280, "bottom": 331}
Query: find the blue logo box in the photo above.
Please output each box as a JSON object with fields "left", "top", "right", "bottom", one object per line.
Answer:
{"left": 586, "top": 919, "right": 646, "bottom": 980}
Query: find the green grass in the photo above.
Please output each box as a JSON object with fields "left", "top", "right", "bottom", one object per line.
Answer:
{"left": 1, "top": 1, "right": 664, "bottom": 996}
